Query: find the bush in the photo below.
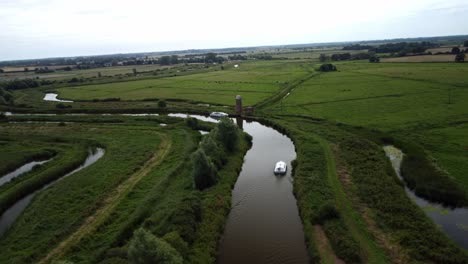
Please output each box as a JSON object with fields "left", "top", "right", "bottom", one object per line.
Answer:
{"left": 200, "top": 135, "right": 226, "bottom": 168}
{"left": 369, "top": 56, "right": 380, "bottom": 63}
{"left": 158, "top": 100, "right": 167, "bottom": 108}
{"left": 191, "top": 149, "right": 218, "bottom": 190}
{"left": 128, "top": 228, "right": 183, "bottom": 264}
{"left": 318, "top": 64, "right": 337, "bottom": 72}
{"left": 455, "top": 53, "right": 465, "bottom": 63}
{"left": 56, "top": 103, "right": 72, "bottom": 109}
{"left": 185, "top": 117, "right": 198, "bottom": 130}
{"left": 162, "top": 231, "right": 189, "bottom": 258}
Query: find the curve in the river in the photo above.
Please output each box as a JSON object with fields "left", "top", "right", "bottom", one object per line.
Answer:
{"left": 0, "top": 158, "right": 52, "bottom": 187}
{"left": 0, "top": 148, "right": 105, "bottom": 237}
{"left": 384, "top": 145, "right": 468, "bottom": 249}
{"left": 169, "top": 113, "right": 309, "bottom": 264}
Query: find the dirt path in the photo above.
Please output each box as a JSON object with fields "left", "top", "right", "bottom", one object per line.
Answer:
{"left": 313, "top": 225, "right": 345, "bottom": 264}
{"left": 38, "top": 134, "right": 172, "bottom": 264}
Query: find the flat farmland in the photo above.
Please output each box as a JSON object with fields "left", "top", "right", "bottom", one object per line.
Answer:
{"left": 0, "top": 64, "right": 172, "bottom": 81}
{"left": 56, "top": 60, "right": 312, "bottom": 105}
{"left": 278, "top": 62, "right": 468, "bottom": 129}
{"left": 382, "top": 54, "right": 457, "bottom": 62}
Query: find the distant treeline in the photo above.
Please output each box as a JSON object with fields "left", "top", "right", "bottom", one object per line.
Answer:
{"left": 0, "top": 78, "right": 57, "bottom": 91}
{"left": 343, "top": 41, "right": 439, "bottom": 55}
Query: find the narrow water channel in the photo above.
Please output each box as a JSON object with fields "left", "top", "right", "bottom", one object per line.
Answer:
{"left": 384, "top": 146, "right": 468, "bottom": 249}
{"left": 169, "top": 114, "right": 309, "bottom": 264}
{"left": 0, "top": 148, "right": 105, "bottom": 237}
{"left": 0, "top": 159, "right": 52, "bottom": 187}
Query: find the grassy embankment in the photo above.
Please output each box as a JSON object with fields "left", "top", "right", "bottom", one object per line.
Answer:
{"left": 267, "top": 116, "right": 468, "bottom": 263}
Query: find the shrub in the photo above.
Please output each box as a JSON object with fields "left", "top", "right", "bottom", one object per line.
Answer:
{"left": 158, "top": 100, "right": 167, "bottom": 108}
{"left": 56, "top": 103, "right": 71, "bottom": 109}
{"left": 185, "top": 117, "right": 198, "bottom": 130}
{"left": 191, "top": 149, "right": 218, "bottom": 190}
{"left": 128, "top": 228, "right": 183, "bottom": 264}
{"left": 162, "top": 231, "right": 189, "bottom": 258}
{"left": 200, "top": 135, "right": 226, "bottom": 169}
{"left": 318, "top": 64, "right": 337, "bottom": 72}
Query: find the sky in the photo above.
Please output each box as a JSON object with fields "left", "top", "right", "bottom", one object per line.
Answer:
{"left": 1, "top": 0, "right": 467, "bottom": 61}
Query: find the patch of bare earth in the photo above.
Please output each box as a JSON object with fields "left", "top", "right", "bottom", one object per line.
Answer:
{"left": 332, "top": 144, "right": 409, "bottom": 264}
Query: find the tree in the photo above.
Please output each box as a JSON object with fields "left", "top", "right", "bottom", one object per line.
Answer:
{"left": 128, "top": 228, "right": 183, "bottom": 264}
{"left": 191, "top": 149, "right": 218, "bottom": 190}
{"left": 215, "top": 117, "right": 239, "bottom": 152}
{"left": 170, "top": 55, "right": 178, "bottom": 64}
{"left": 24, "top": 67, "right": 29, "bottom": 72}
{"left": 132, "top": 68, "right": 137, "bottom": 75}
{"left": 0, "top": 69, "right": 4, "bottom": 73}
{"left": 159, "top": 56, "right": 171, "bottom": 65}
{"left": 455, "top": 53, "right": 465, "bottom": 63}
{"left": 369, "top": 55, "right": 380, "bottom": 63}
{"left": 200, "top": 135, "right": 226, "bottom": 168}
{"left": 464, "top": 40, "right": 468, "bottom": 48}
{"left": 204, "top": 53, "right": 217, "bottom": 63}
{"left": 451, "top": 47, "right": 461, "bottom": 54}
{"left": 158, "top": 100, "right": 167, "bottom": 108}
{"left": 97, "top": 72, "right": 102, "bottom": 78}
{"left": 319, "top": 54, "right": 328, "bottom": 62}
{"left": 318, "top": 64, "right": 337, "bottom": 72}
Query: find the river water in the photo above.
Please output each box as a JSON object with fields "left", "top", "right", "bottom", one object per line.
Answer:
{"left": 169, "top": 114, "right": 309, "bottom": 264}
{"left": 0, "top": 148, "right": 105, "bottom": 237}
{"left": 43, "top": 93, "right": 73, "bottom": 103}
{"left": 384, "top": 146, "right": 468, "bottom": 249}
{"left": 0, "top": 159, "right": 52, "bottom": 187}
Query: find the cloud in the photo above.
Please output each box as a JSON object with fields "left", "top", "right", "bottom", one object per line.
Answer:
{"left": 0, "top": 0, "right": 467, "bottom": 60}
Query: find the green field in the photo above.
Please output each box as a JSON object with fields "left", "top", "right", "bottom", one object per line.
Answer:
{"left": 55, "top": 61, "right": 313, "bottom": 106}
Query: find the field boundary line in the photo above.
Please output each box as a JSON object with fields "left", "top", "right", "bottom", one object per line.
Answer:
{"left": 38, "top": 134, "right": 172, "bottom": 264}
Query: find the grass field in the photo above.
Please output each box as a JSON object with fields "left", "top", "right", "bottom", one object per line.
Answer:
{"left": 54, "top": 60, "right": 313, "bottom": 106}
{"left": 0, "top": 64, "right": 172, "bottom": 81}
{"left": 382, "top": 54, "right": 457, "bottom": 62}
{"left": 267, "top": 61, "right": 468, "bottom": 193}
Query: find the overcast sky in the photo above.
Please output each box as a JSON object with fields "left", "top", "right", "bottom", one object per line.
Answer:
{"left": 1, "top": 0, "right": 467, "bottom": 61}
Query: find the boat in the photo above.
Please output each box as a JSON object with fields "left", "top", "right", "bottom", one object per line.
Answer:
{"left": 209, "top": 112, "right": 229, "bottom": 119}
{"left": 274, "top": 161, "right": 287, "bottom": 175}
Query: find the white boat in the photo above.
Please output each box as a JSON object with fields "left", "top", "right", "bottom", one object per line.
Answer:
{"left": 274, "top": 161, "right": 287, "bottom": 175}
{"left": 209, "top": 112, "right": 229, "bottom": 118}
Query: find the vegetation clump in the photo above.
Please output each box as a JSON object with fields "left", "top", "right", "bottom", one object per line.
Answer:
{"left": 192, "top": 117, "right": 239, "bottom": 190}
{"left": 128, "top": 228, "right": 183, "bottom": 264}
{"left": 455, "top": 53, "right": 465, "bottom": 63}
{"left": 318, "top": 64, "right": 337, "bottom": 72}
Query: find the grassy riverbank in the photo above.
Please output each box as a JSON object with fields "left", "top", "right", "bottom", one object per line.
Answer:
{"left": 270, "top": 116, "right": 468, "bottom": 263}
